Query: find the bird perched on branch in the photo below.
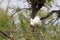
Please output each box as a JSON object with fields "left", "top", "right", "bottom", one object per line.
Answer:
{"left": 27, "top": 0, "right": 45, "bottom": 32}
{"left": 30, "top": 0, "right": 45, "bottom": 19}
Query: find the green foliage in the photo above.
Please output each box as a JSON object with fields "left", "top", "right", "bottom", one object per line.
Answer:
{"left": 0, "top": 9, "right": 11, "bottom": 31}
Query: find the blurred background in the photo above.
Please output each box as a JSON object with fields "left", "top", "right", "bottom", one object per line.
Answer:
{"left": 0, "top": 0, "right": 60, "bottom": 40}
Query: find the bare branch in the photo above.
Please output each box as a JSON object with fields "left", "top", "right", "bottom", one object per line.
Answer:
{"left": 40, "top": 10, "right": 60, "bottom": 20}
{"left": 0, "top": 30, "right": 10, "bottom": 38}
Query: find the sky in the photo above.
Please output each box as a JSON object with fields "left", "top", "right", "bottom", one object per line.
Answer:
{"left": 0, "top": 0, "right": 60, "bottom": 10}
{"left": 0, "top": 0, "right": 29, "bottom": 10}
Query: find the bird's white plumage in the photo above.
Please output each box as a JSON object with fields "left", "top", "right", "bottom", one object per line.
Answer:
{"left": 30, "top": 16, "right": 41, "bottom": 26}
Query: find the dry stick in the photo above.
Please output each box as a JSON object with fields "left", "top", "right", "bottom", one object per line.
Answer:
{"left": 0, "top": 30, "right": 10, "bottom": 38}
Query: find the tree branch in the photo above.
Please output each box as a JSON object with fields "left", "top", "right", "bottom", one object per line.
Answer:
{"left": 0, "top": 30, "right": 10, "bottom": 38}
{"left": 40, "top": 10, "right": 60, "bottom": 20}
